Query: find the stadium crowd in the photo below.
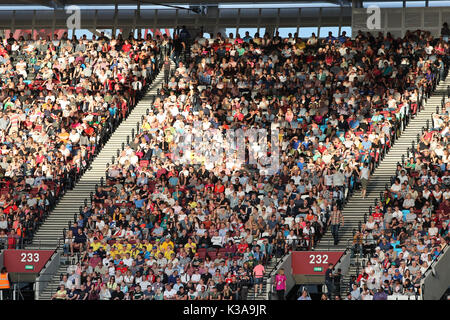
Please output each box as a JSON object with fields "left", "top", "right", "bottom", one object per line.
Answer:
{"left": 0, "top": 31, "right": 162, "bottom": 249}
{"left": 48, "top": 28, "right": 448, "bottom": 300}
{"left": 349, "top": 102, "right": 449, "bottom": 300}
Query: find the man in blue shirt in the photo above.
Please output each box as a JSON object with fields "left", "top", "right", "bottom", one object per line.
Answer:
{"left": 392, "top": 269, "right": 403, "bottom": 282}
{"left": 243, "top": 31, "right": 253, "bottom": 43}
{"left": 134, "top": 194, "right": 146, "bottom": 209}
{"left": 325, "top": 31, "right": 336, "bottom": 43}
{"left": 301, "top": 136, "right": 311, "bottom": 149}
{"left": 361, "top": 136, "right": 372, "bottom": 151}
{"left": 291, "top": 136, "right": 300, "bottom": 150}
{"left": 349, "top": 116, "right": 360, "bottom": 130}
{"left": 297, "top": 157, "right": 305, "bottom": 171}
{"left": 168, "top": 175, "right": 178, "bottom": 187}
{"left": 338, "top": 31, "right": 348, "bottom": 43}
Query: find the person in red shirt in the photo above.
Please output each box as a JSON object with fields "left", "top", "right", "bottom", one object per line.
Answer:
{"left": 372, "top": 209, "right": 384, "bottom": 224}
{"left": 225, "top": 273, "right": 233, "bottom": 284}
{"left": 122, "top": 40, "right": 132, "bottom": 52}
{"left": 204, "top": 179, "right": 214, "bottom": 192}
{"left": 214, "top": 181, "right": 225, "bottom": 194}
{"left": 116, "top": 261, "right": 128, "bottom": 274}
{"left": 233, "top": 110, "right": 244, "bottom": 121}
{"left": 237, "top": 242, "right": 248, "bottom": 254}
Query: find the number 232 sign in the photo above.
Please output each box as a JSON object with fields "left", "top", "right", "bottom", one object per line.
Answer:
{"left": 3, "top": 250, "right": 55, "bottom": 273}
{"left": 291, "top": 251, "right": 344, "bottom": 275}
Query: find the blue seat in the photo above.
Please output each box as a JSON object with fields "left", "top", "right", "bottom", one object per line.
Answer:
{"left": 402, "top": 210, "right": 410, "bottom": 222}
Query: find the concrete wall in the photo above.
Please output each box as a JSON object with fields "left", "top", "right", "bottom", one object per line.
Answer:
{"left": 334, "top": 249, "right": 351, "bottom": 276}
{"left": 35, "top": 252, "right": 60, "bottom": 300}
{"left": 420, "top": 244, "right": 450, "bottom": 300}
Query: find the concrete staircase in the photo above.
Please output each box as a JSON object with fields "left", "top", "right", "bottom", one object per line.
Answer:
{"left": 247, "top": 257, "right": 279, "bottom": 300}
{"left": 337, "top": 255, "right": 369, "bottom": 298}
{"left": 316, "top": 77, "right": 449, "bottom": 252}
{"left": 37, "top": 264, "right": 70, "bottom": 301}
{"left": 30, "top": 61, "right": 174, "bottom": 299}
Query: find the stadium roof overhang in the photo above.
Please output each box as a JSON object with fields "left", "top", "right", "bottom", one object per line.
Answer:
{"left": 0, "top": 0, "right": 445, "bottom": 33}
{"left": 0, "top": 0, "right": 356, "bottom": 31}
{"left": 0, "top": 0, "right": 444, "bottom": 7}
{"left": 2, "top": 0, "right": 353, "bottom": 7}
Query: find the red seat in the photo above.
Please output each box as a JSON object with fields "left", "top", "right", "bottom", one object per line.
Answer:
{"left": 218, "top": 248, "right": 228, "bottom": 255}
{"left": 208, "top": 250, "right": 217, "bottom": 260}
{"left": 197, "top": 251, "right": 206, "bottom": 259}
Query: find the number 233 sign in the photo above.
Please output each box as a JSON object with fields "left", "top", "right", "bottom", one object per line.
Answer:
{"left": 291, "top": 251, "right": 344, "bottom": 275}
{"left": 2, "top": 250, "right": 55, "bottom": 273}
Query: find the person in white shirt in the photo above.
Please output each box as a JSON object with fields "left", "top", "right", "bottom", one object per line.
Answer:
{"left": 211, "top": 231, "right": 224, "bottom": 248}
{"left": 397, "top": 170, "right": 408, "bottom": 184}
{"left": 286, "top": 230, "right": 298, "bottom": 247}
{"left": 390, "top": 179, "right": 402, "bottom": 198}
{"left": 361, "top": 289, "right": 373, "bottom": 300}
{"left": 428, "top": 221, "right": 439, "bottom": 237}
{"left": 188, "top": 270, "right": 200, "bottom": 284}
{"left": 392, "top": 206, "right": 403, "bottom": 221}
{"left": 122, "top": 253, "right": 134, "bottom": 267}
{"left": 163, "top": 284, "right": 177, "bottom": 300}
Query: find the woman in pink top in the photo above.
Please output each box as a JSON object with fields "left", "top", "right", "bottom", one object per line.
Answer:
{"left": 275, "top": 268, "right": 287, "bottom": 300}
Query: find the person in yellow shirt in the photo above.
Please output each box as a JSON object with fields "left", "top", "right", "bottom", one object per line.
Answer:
{"left": 58, "top": 128, "right": 70, "bottom": 144}
{"left": 295, "top": 38, "right": 306, "bottom": 51}
{"left": 130, "top": 246, "right": 141, "bottom": 259}
{"left": 124, "top": 242, "right": 132, "bottom": 252}
{"left": 189, "top": 200, "right": 197, "bottom": 209}
{"left": 143, "top": 241, "right": 153, "bottom": 252}
{"left": 184, "top": 238, "right": 197, "bottom": 253}
{"left": 134, "top": 239, "right": 144, "bottom": 251}
{"left": 160, "top": 236, "right": 174, "bottom": 252}
{"left": 109, "top": 247, "right": 117, "bottom": 258}
{"left": 112, "top": 241, "right": 123, "bottom": 253}
{"left": 253, "top": 34, "right": 262, "bottom": 45}
{"left": 141, "top": 119, "right": 151, "bottom": 131}
{"left": 90, "top": 238, "right": 103, "bottom": 252}
{"left": 150, "top": 246, "right": 160, "bottom": 259}
{"left": 164, "top": 246, "right": 175, "bottom": 260}
{"left": 42, "top": 98, "right": 53, "bottom": 111}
